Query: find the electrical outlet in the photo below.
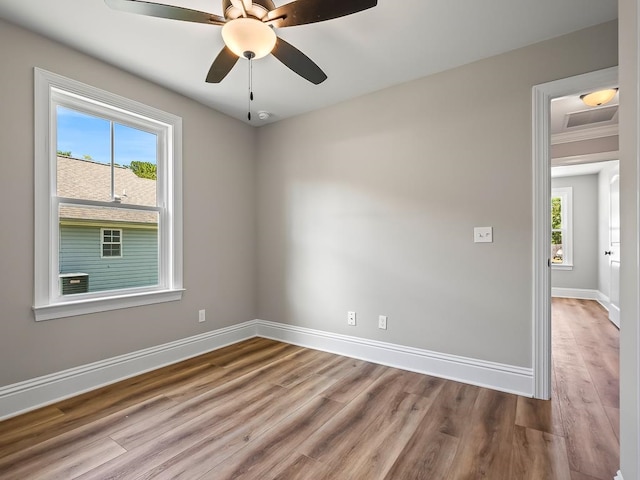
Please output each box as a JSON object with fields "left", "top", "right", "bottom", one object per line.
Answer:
{"left": 348, "top": 311, "right": 356, "bottom": 326}
{"left": 198, "top": 309, "right": 206, "bottom": 323}
{"left": 378, "top": 315, "right": 387, "bottom": 330}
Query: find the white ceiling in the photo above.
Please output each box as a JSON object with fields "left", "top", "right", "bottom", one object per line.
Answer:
{"left": 0, "top": 0, "right": 617, "bottom": 125}
{"left": 551, "top": 91, "right": 619, "bottom": 136}
{"left": 552, "top": 160, "right": 618, "bottom": 178}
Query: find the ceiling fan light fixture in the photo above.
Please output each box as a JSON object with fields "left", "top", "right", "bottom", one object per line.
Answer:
{"left": 221, "top": 17, "right": 276, "bottom": 59}
{"left": 580, "top": 88, "right": 618, "bottom": 107}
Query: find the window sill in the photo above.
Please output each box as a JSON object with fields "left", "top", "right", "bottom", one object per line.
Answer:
{"left": 33, "top": 288, "right": 185, "bottom": 321}
{"left": 552, "top": 264, "right": 573, "bottom": 271}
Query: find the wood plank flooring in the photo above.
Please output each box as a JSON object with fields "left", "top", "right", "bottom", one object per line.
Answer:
{"left": 0, "top": 298, "right": 619, "bottom": 479}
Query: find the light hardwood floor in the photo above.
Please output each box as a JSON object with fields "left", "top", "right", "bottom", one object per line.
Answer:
{"left": 0, "top": 298, "right": 619, "bottom": 479}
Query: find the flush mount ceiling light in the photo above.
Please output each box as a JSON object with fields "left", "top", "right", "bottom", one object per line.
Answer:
{"left": 580, "top": 88, "right": 618, "bottom": 107}
{"left": 221, "top": 17, "right": 276, "bottom": 59}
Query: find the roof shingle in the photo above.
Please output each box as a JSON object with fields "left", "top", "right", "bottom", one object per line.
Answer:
{"left": 57, "top": 156, "right": 157, "bottom": 224}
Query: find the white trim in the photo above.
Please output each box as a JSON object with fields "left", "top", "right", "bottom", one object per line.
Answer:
{"left": 552, "top": 186, "right": 573, "bottom": 267}
{"left": 0, "top": 321, "right": 256, "bottom": 421}
{"left": 34, "top": 68, "right": 184, "bottom": 321}
{"left": 597, "top": 290, "right": 612, "bottom": 311}
{"left": 551, "top": 123, "right": 618, "bottom": 144}
{"left": 532, "top": 66, "right": 619, "bottom": 400}
{"left": 100, "top": 228, "right": 123, "bottom": 258}
{"left": 551, "top": 264, "right": 573, "bottom": 271}
{"left": 255, "top": 320, "right": 533, "bottom": 397}
{"left": 33, "top": 288, "right": 185, "bottom": 321}
{"left": 609, "top": 304, "right": 621, "bottom": 329}
{"left": 614, "top": 471, "right": 623, "bottom": 480}
{"left": 551, "top": 287, "right": 599, "bottom": 299}
{"left": 552, "top": 150, "right": 620, "bottom": 167}
{"left": 0, "top": 320, "right": 534, "bottom": 420}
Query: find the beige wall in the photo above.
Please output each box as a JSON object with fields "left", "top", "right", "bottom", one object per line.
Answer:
{"left": 619, "top": 0, "right": 639, "bottom": 477}
{"left": 0, "top": 19, "right": 257, "bottom": 386}
{"left": 256, "top": 21, "right": 618, "bottom": 368}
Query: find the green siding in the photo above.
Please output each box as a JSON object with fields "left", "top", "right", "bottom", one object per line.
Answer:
{"left": 59, "top": 225, "right": 158, "bottom": 293}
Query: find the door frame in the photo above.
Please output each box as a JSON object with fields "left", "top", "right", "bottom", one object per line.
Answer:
{"left": 531, "top": 66, "right": 619, "bottom": 400}
{"left": 609, "top": 169, "right": 621, "bottom": 328}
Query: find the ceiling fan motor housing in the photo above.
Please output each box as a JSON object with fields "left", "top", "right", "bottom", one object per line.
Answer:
{"left": 223, "top": 0, "right": 275, "bottom": 20}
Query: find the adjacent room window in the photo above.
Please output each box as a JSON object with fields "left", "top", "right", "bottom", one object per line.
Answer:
{"left": 101, "top": 229, "right": 123, "bottom": 258}
{"left": 551, "top": 187, "right": 573, "bottom": 269}
{"left": 34, "top": 68, "right": 183, "bottom": 321}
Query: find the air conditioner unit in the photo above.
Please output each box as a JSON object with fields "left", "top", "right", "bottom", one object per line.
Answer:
{"left": 59, "top": 273, "right": 89, "bottom": 295}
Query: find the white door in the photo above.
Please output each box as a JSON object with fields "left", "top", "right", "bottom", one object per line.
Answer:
{"left": 608, "top": 172, "right": 620, "bottom": 328}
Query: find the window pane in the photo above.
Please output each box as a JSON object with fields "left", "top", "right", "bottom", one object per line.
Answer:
{"left": 102, "top": 244, "right": 121, "bottom": 257}
{"left": 114, "top": 123, "right": 157, "bottom": 207}
{"left": 60, "top": 204, "right": 158, "bottom": 293}
{"left": 551, "top": 231, "right": 563, "bottom": 263}
{"left": 57, "top": 106, "right": 112, "bottom": 200}
{"left": 551, "top": 197, "right": 562, "bottom": 229}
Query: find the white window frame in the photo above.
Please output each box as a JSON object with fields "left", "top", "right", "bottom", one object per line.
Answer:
{"left": 551, "top": 186, "right": 573, "bottom": 270}
{"left": 34, "top": 68, "right": 183, "bottom": 321}
{"left": 101, "top": 228, "right": 123, "bottom": 258}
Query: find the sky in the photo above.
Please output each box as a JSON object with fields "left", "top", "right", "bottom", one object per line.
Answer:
{"left": 56, "top": 106, "right": 157, "bottom": 165}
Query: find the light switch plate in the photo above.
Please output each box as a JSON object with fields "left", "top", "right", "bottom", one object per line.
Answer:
{"left": 474, "top": 227, "right": 493, "bottom": 243}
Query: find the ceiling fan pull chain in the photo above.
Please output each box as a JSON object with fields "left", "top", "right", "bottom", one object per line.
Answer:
{"left": 246, "top": 51, "right": 255, "bottom": 121}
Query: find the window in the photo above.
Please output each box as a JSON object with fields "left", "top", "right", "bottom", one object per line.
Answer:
{"left": 551, "top": 187, "right": 573, "bottom": 269}
{"left": 34, "top": 68, "right": 183, "bottom": 320}
{"left": 101, "top": 229, "right": 122, "bottom": 258}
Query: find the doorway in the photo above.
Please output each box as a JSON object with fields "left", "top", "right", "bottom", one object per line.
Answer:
{"left": 533, "top": 67, "right": 621, "bottom": 479}
{"left": 532, "top": 66, "right": 618, "bottom": 399}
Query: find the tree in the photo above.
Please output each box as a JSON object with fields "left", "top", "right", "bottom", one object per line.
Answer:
{"left": 83, "top": 154, "right": 93, "bottom": 160}
{"left": 57, "top": 150, "right": 72, "bottom": 157}
{"left": 129, "top": 160, "right": 157, "bottom": 180}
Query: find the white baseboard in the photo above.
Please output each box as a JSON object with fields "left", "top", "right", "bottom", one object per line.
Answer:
{"left": 608, "top": 303, "right": 620, "bottom": 329}
{"left": 596, "top": 291, "right": 612, "bottom": 312}
{"left": 0, "top": 319, "right": 535, "bottom": 421}
{"left": 255, "top": 320, "right": 533, "bottom": 397}
{"left": 552, "top": 287, "right": 600, "bottom": 300}
{"left": 0, "top": 321, "right": 256, "bottom": 421}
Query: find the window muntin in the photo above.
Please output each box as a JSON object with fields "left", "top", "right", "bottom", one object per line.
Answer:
{"left": 551, "top": 187, "right": 573, "bottom": 268}
{"left": 34, "top": 68, "right": 183, "bottom": 321}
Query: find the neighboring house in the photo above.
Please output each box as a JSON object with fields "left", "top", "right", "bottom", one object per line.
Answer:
{"left": 57, "top": 156, "right": 158, "bottom": 294}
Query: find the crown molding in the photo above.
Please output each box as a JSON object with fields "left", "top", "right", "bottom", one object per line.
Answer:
{"left": 551, "top": 124, "right": 618, "bottom": 144}
{"left": 551, "top": 150, "right": 619, "bottom": 167}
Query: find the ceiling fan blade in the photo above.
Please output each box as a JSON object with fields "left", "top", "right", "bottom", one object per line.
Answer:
{"left": 271, "top": 37, "right": 327, "bottom": 85}
{"left": 267, "top": 0, "right": 376, "bottom": 28}
{"left": 206, "top": 46, "right": 239, "bottom": 83}
{"left": 105, "top": 0, "right": 225, "bottom": 25}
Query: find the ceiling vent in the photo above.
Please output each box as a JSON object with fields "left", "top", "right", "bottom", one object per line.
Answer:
{"left": 565, "top": 105, "right": 618, "bottom": 128}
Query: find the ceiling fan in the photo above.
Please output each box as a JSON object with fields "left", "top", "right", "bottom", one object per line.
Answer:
{"left": 105, "top": 0, "right": 378, "bottom": 85}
